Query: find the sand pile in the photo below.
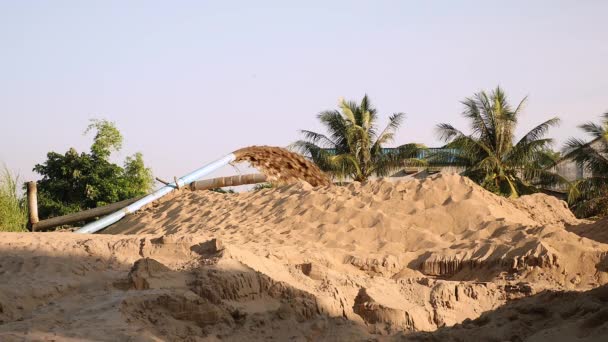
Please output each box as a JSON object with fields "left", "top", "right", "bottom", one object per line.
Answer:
{"left": 106, "top": 173, "right": 596, "bottom": 283}
{"left": 568, "top": 217, "right": 608, "bottom": 245}
{"left": 403, "top": 284, "right": 608, "bottom": 341}
{"left": 1, "top": 173, "right": 608, "bottom": 341}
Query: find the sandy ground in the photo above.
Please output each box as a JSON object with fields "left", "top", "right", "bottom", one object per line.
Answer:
{"left": 1, "top": 173, "right": 608, "bottom": 341}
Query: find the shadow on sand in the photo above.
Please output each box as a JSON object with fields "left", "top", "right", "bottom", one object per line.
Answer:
{"left": 1, "top": 232, "right": 607, "bottom": 341}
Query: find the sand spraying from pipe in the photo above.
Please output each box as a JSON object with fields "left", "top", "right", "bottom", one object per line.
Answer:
{"left": 233, "top": 146, "right": 331, "bottom": 187}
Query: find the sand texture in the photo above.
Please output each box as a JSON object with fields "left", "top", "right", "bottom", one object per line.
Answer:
{"left": 1, "top": 173, "right": 608, "bottom": 341}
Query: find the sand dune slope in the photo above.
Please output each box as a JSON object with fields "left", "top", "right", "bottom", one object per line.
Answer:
{"left": 107, "top": 174, "right": 603, "bottom": 285}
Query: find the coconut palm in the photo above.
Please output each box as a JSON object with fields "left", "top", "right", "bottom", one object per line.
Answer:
{"left": 293, "top": 95, "right": 423, "bottom": 182}
{"left": 563, "top": 112, "right": 608, "bottom": 217}
{"left": 435, "top": 86, "right": 561, "bottom": 197}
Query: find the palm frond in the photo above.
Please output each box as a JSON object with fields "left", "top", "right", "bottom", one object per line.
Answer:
{"left": 568, "top": 176, "right": 608, "bottom": 217}
{"left": 318, "top": 111, "right": 349, "bottom": 148}
{"left": 436, "top": 123, "right": 466, "bottom": 142}
{"left": 513, "top": 95, "right": 528, "bottom": 117}
{"left": 373, "top": 112, "right": 405, "bottom": 150}
{"left": 299, "top": 130, "right": 337, "bottom": 148}
{"left": 508, "top": 138, "right": 554, "bottom": 166}
{"left": 515, "top": 117, "right": 560, "bottom": 146}
{"left": 339, "top": 100, "right": 357, "bottom": 124}
{"left": 563, "top": 137, "right": 608, "bottom": 175}
{"left": 462, "top": 94, "right": 493, "bottom": 141}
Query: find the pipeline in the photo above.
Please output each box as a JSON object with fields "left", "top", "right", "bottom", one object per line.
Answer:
{"left": 190, "top": 173, "right": 267, "bottom": 191}
{"left": 75, "top": 153, "right": 236, "bottom": 234}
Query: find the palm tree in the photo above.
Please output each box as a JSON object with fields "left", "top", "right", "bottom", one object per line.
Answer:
{"left": 293, "top": 95, "right": 423, "bottom": 182}
{"left": 435, "top": 86, "right": 561, "bottom": 197}
{"left": 563, "top": 112, "right": 608, "bottom": 217}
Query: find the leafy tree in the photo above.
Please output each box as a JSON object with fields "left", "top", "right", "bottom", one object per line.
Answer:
{"left": 34, "top": 119, "right": 154, "bottom": 219}
{"left": 435, "top": 86, "right": 561, "bottom": 197}
{"left": 123, "top": 152, "right": 154, "bottom": 196}
{"left": 563, "top": 112, "right": 608, "bottom": 218}
{"left": 293, "top": 95, "right": 423, "bottom": 182}
{"left": 85, "top": 119, "right": 123, "bottom": 159}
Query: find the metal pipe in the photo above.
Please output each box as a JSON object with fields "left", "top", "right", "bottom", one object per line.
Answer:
{"left": 190, "top": 173, "right": 267, "bottom": 190}
{"left": 75, "top": 153, "right": 236, "bottom": 234}
{"left": 33, "top": 195, "right": 144, "bottom": 231}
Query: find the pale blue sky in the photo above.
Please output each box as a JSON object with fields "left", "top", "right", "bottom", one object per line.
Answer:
{"left": 1, "top": 1, "right": 607, "bottom": 182}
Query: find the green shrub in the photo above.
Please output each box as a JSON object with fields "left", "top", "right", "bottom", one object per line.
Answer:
{"left": 0, "top": 167, "right": 27, "bottom": 232}
{"left": 34, "top": 119, "right": 154, "bottom": 219}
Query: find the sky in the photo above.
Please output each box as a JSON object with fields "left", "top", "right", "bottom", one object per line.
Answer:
{"left": 1, "top": 0, "right": 607, "bottom": 183}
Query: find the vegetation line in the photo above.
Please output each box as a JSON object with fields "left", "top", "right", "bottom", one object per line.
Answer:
{"left": 0, "top": 166, "right": 27, "bottom": 232}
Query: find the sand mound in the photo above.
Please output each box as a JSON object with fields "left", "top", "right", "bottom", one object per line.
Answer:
{"left": 1, "top": 173, "right": 607, "bottom": 340}
{"left": 403, "top": 285, "right": 608, "bottom": 341}
{"left": 106, "top": 174, "right": 597, "bottom": 283}
{"left": 568, "top": 217, "right": 608, "bottom": 244}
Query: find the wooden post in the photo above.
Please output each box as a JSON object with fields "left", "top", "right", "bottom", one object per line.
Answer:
{"left": 26, "top": 181, "right": 39, "bottom": 231}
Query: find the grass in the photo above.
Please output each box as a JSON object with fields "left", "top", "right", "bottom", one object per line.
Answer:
{"left": 0, "top": 166, "right": 28, "bottom": 232}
